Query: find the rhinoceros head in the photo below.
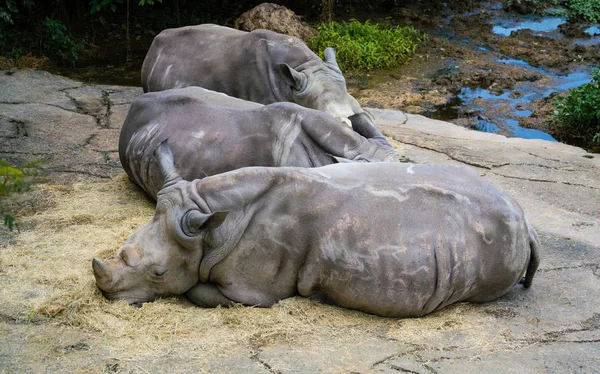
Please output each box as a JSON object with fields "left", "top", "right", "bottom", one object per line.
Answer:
{"left": 279, "top": 48, "right": 355, "bottom": 127}
{"left": 92, "top": 140, "right": 227, "bottom": 305}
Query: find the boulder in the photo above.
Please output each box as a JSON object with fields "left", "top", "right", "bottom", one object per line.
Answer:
{"left": 234, "top": 3, "right": 317, "bottom": 42}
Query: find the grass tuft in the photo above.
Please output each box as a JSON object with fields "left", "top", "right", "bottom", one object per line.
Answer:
{"left": 309, "top": 19, "right": 426, "bottom": 71}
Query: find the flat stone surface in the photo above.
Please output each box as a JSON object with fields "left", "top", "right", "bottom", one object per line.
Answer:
{"left": 377, "top": 341, "right": 600, "bottom": 373}
{"left": 0, "top": 70, "right": 598, "bottom": 373}
{"left": 0, "top": 70, "right": 140, "bottom": 182}
{"left": 258, "top": 338, "right": 406, "bottom": 372}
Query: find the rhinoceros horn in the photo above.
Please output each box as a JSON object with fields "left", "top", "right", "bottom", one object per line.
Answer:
{"left": 324, "top": 48, "right": 342, "bottom": 74}
{"left": 92, "top": 257, "right": 114, "bottom": 289}
{"left": 155, "top": 139, "right": 182, "bottom": 188}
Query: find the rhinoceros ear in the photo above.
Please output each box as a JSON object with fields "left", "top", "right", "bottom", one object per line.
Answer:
{"left": 277, "top": 63, "right": 307, "bottom": 93}
{"left": 182, "top": 210, "right": 229, "bottom": 236}
{"left": 155, "top": 139, "right": 182, "bottom": 188}
{"left": 324, "top": 48, "right": 337, "bottom": 65}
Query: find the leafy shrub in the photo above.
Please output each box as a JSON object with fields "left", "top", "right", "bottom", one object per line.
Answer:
{"left": 89, "top": 0, "right": 124, "bottom": 14}
{"left": 548, "top": 69, "right": 600, "bottom": 146}
{"left": 0, "top": 25, "right": 24, "bottom": 59}
{"left": 0, "top": 0, "right": 33, "bottom": 59}
{"left": 0, "top": 0, "right": 33, "bottom": 24}
{"left": 309, "top": 20, "right": 426, "bottom": 71}
{"left": 565, "top": 0, "right": 600, "bottom": 22}
{"left": 0, "top": 159, "right": 42, "bottom": 231}
{"left": 39, "top": 17, "right": 83, "bottom": 63}
{"left": 89, "top": 0, "right": 162, "bottom": 14}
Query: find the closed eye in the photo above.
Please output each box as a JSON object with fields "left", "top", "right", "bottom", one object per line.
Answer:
{"left": 151, "top": 265, "right": 168, "bottom": 278}
{"left": 153, "top": 269, "right": 168, "bottom": 277}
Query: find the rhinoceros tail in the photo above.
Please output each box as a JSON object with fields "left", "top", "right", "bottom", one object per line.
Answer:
{"left": 523, "top": 218, "right": 541, "bottom": 288}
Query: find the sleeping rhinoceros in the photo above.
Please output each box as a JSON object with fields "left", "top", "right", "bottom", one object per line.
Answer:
{"left": 93, "top": 143, "right": 541, "bottom": 317}
{"left": 119, "top": 87, "right": 401, "bottom": 199}
{"left": 141, "top": 24, "right": 364, "bottom": 126}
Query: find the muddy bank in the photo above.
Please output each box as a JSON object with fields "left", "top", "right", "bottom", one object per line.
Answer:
{"left": 1, "top": 70, "right": 599, "bottom": 372}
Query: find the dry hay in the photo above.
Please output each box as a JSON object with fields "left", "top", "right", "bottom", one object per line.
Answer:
{"left": 1, "top": 173, "right": 512, "bottom": 370}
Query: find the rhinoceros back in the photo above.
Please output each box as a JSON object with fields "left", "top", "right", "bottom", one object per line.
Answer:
{"left": 289, "top": 163, "right": 532, "bottom": 317}
{"left": 141, "top": 24, "right": 316, "bottom": 103}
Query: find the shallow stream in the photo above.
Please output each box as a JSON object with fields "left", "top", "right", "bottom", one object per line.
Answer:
{"left": 428, "top": 8, "right": 597, "bottom": 142}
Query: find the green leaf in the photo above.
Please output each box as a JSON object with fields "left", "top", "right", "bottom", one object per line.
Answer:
{"left": 6, "top": 0, "right": 17, "bottom": 13}
{"left": 3, "top": 212, "right": 14, "bottom": 231}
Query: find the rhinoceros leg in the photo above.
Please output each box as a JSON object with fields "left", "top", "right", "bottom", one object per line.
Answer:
{"left": 295, "top": 112, "right": 371, "bottom": 160}
{"left": 185, "top": 282, "right": 235, "bottom": 308}
{"left": 350, "top": 112, "right": 409, "bottom": 162}
{"left": 349, "top": 112, "right": 380, "bottom": 138}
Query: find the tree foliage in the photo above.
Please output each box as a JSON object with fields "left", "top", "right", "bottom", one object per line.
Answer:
{"left": 40, "top": 17, "right": 83, "bottom": 62}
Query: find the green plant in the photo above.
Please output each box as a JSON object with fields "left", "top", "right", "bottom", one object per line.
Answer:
{"left": 548, "top": 69, "right": 600, "bottom": 146}
{"left": 89, "top": 0, "right": 162, "bottom": 14}
{"left": 0, "top": 159, "right": 42, "bottom": 231}
{"left": 89, "top": 0, "right": 123, "bottom": 14}
{"left": 0, "top": 0, "right": 16, "bottom": 24}
{"left": 39, "top": 17, "right": 83, "bottom": 63}
{"left": 0, "top": 0, "right": 32, "bottom": 24}
{"left": 0, "top": 0, "right": 33, "bottom": 59}
{"left": 309, "top": 20, "right": 426, "bottom": 71}
{"left": 138, "top": 0, "right": 162, "bottom": 5}
{"left": 565, "top": 0, "right": 600, "bottom": 22}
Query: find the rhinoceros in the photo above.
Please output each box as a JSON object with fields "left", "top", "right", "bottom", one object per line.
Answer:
{"left": 141, "top": 24, "right": 364, "bottom": 126}
{"left": 93, "top": 143, "right": 541, "bottom": 317}
{"left": 119, "top": 87, "right": 401, "bottom": 199}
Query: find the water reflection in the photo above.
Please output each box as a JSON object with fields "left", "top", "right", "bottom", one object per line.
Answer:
{"left": 585, "top": 26, "right": 600, "bottom": 36}
{"left": 492, "top": 16, "right": 566, "bottom": 36}
{"left": 475, "top": 121, "right": 500, "bottom": 133}
{"left": 452, "top": 60, "right": 591, "bottom": 141}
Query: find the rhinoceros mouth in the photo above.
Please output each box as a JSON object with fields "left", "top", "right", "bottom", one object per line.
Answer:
{"left": 98, "top": 288, "right": 150, "bottom": 305}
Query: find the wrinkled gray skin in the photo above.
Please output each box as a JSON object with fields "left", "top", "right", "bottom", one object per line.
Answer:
{"left": 93, "top": 144, "right": 541, "bottom": 317}
{"left": 119, "top": 87, "right": 401, "bottom": 200}
{"left": 141, "top": 24, "right": 364, "bottom": 126}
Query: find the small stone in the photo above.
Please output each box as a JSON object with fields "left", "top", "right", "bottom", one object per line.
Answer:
{"left": 509, "top": 91, "right": 523, "bottom": 99}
